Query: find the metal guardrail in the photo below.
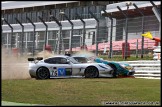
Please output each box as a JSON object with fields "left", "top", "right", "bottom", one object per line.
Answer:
{"left": 121, "top": 60, "right": 161, "bottom": 79}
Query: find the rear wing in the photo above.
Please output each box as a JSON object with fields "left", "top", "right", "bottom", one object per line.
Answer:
{"left": 28, "top": 57, "right": 43, "bottom": 63}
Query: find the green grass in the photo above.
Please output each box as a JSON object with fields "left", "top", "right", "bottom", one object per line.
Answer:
{"left": 2, "top": 78, "right": 160, "bottom": 106}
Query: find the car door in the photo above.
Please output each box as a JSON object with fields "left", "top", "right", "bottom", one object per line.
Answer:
{"left": 66, "top": 56, "right": 84, "bottom": 76}
{"left": 44, "top": 57, "right": 72, "bottom": 77}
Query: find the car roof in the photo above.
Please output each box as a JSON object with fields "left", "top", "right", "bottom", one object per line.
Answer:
{"left": 72, "top": 56, "right": 86, "bottom": 57}
{"left": 44, "top": 55, "right": 69, "bottom": 59}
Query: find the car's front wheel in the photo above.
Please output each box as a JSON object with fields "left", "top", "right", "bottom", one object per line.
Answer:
{"left": 84, "top": 66, "right": 99, "bottom": 78}
{"left": 36, "top": 67, "right": 50, "bottom": 79}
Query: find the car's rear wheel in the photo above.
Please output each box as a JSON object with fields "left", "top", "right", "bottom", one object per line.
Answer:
{"left": 36, "top": 67, "right": 50, "bottom": 79}
{"left": 108, "top": 64, "right": 118, "bottom": 78}
{"left": 84, "top": 66, "right": 99, "bottom": 78}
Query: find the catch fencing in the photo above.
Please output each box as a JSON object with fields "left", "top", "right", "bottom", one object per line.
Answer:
{"left": 2, "top": 8, "right": 160, "bottom": 61}
{"left": 2, "top": 15, "right": 159, "bottom": 60}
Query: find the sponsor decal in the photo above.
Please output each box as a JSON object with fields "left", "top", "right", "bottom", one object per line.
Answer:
{"left": 58, "top": 68, "right": 66, "bottom": 76}
{"left": 65, "top": 68, "right": 72, "bottom": 76}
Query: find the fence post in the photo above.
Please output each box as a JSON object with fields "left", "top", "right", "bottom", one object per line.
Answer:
{"left": 15, "top": 18, "right": 24, "bottom": 56}
{"left": 60, "top": 12, "right": 74, "bottom": 54}
{"left": 102, "top": 10, "right": 113, "bottom": 59}
{"left": 136, "top": 39, "right": 138, "bottom": 58}
{"left": 26, "top": 17, "right": 36, "bottom": 57}
{"left": 117, "top": 6, "right": 129, "bottom": 60}
{"left": 133, "top": 3, "right": 145, "bottom": 58}
{"left": 150, "top": 1, "right": 161, "bottom": 44}
{"left": 89, "top": 10, "right": 99, "bottom": 56}
{"left": 50, "top": 15, "right": 62, "bottom": 54}
{"left": 38, "top": 16, "right": 48, "bottom": 52}
{"left": 2, "top": 18, "right": 13, "bottom": 54}
{"left": 76, "top": 13, "right": 86, "bottom": 50}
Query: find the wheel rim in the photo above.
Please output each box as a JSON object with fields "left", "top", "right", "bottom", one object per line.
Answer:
{"left": 85, "top": 67, "right": 98, "bottom": 78}
{"left": 37, "top": 68, "right": 49, "bottom": 79}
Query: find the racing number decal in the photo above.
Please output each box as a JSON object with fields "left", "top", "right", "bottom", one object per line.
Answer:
{"left": 53, "top": 70, "right": 57, "bottom": 76}
{"left": 52, "top": 67, "right": 57, "bottom": 77}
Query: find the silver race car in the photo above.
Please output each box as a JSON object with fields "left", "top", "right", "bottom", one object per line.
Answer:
{"left": 27, "top": 55, "right": 114, "bottom": 79}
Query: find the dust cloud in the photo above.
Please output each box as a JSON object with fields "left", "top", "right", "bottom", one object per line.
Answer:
{"left": 36, "top": 50, "right": 54, "bottom": 58}
{"left": 1, "top": 48, "right": 95, "bottom": 80}
{"left": 1, "top": 47, "right": 54, "bottom": 80}
{"left": 72, "top": 50, "right": 97, "bottom": 60}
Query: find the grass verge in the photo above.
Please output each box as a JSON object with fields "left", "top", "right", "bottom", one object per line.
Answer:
{"left": 2, "top": 78, "right": 160, "bottom": 106}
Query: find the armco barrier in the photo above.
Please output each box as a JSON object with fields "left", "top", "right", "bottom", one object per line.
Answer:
{"left": 120, "top": 60, "right": 161, "bottom": 79}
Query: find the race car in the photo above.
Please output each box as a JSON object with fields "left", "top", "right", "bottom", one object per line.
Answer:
{"left": 72, "top": 56, "right": 135, "bottom": 77}
{"left": 27, "top": 55, "right": 114, "bottom": 79}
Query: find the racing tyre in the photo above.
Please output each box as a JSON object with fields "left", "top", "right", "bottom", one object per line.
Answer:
{"left": 108, "top": 64, "right": 118, "bottom": 78}
{"left": 36, "top": 67, "right": 50, "bottom": 79}
{"left": 85, "top": 66, "right": 99, "bottom": 78}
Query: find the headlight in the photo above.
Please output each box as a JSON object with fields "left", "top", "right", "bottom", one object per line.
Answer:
{"left": 125, "top": 66, "right": 134, "bottom": 70}
{"left": 120, "top": 63, "right": 134, "bottom": 70}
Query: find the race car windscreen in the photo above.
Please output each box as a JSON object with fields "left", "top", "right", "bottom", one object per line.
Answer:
{"left": 67, "top": 57, "right": 80, "bottom": 64}
{"left": 73, "top": 57, "right": 88, "bottom": 63}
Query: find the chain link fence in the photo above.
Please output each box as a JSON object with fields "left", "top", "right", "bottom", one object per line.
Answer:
{"left": 2, "top": 14, "right": 160, "bottom": 60}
